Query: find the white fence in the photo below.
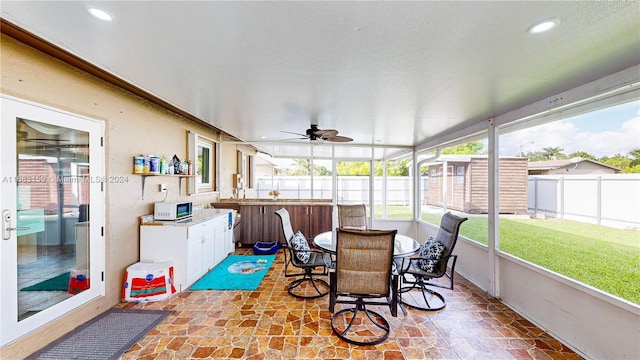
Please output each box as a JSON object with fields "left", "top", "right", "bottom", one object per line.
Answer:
{"left": 257, "top": 174, "right": 640, "bottom": 229}
{"left": 255, "top": 176, "right": 419, "bottom": 205}
{"left": 528, "top": 174, "right": 640, "bottom": 229}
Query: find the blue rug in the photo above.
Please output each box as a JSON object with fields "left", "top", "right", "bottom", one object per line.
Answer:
{"left": 190, "top": 255, "right": 275, "bottom": 290}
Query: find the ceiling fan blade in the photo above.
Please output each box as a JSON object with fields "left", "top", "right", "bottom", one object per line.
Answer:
{"left": 280, "top": 130, "right": 309, "bottom": 137}
{"left": 325, "top": 135, "right": 353, "bottom": 143}
{"left": 316, "top": 129, "right": 338, "bottom": 138}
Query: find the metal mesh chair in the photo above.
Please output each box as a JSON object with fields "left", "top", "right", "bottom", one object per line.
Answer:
{"left": 275, "top": 207, "right": 331, "bottom": 299}
{"left": 329, "top": 228, "right": 398, "bottom": 346}
{"left": 395, "top": 212, "right": 467, "bottom": 311}
{"left": 337, "top": 204, "right": 369, "bottom": 230}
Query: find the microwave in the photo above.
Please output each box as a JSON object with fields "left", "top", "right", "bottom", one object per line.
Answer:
{"left": 154, "top": 201, "right": 193, "bottom": 221}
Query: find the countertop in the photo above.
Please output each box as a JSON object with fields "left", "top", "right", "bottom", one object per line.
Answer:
{"left": 140, "top": 208, "right": 233, "bottom": 226}
{"left": 212, "top": 199, "right": 332, "bottom": 206}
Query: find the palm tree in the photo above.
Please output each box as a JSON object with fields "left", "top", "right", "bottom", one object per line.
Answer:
{"left": 542, "top": 146, "right": 564, "bottom": 160}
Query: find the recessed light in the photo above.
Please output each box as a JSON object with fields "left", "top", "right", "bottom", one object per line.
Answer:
{"left": 88, "top": 8, "right": 114, "bottom": 22}
{"left": 528, "top": 19, "right": 559, "bottom": 34}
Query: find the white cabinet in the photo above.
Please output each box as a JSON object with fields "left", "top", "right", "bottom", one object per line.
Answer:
{"left": 140, "top": 210, "right": 233, "bottom": 292}
{"left": 186, "top": 235, "right": 203, "bottom": 286}
{"left": 212, "top": 217, "right": 226, "bottom": 266}
{"left": 224, "top": 211, "right": 237, "bottom": 255}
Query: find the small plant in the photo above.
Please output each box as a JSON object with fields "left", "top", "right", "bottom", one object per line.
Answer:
{"left": 269, "top": 190, "right": 280, "bottom": 197}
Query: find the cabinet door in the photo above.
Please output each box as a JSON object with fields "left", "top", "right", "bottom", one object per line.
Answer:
{"left": 262, "top": 205, "right": 282, "bottom": 243}
{"left": 288, "top": 205, "right": 310, "bottom": 237}
{"left": 239, "top": 205, "right": 262, "bottom": 245}
{"left": 187, "top": 236, "right": 203, "bottom": 285}
{"left": 309, "top": 205, "right": 333, "bottom": 238}
{"left": 202, "top": 233, "right": 215, "bottom": 271}
{"left": 212, "top": 218, "right": 227, "bottom": 266}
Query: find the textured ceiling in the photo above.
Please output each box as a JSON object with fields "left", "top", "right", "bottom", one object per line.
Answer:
{"left": 1, "top": 1, "right": 639, "bottom": 157}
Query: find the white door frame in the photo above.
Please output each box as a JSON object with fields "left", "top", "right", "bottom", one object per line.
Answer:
{"left": 0, "top": 95, "right": 105, "bottom": 346}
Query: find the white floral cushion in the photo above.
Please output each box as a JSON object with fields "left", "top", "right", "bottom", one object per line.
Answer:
{"left": 418, "top": 237, "right": 444, "bottom": 272}
{"left": 290, "top": 231, "right": 310, "bottom": 264}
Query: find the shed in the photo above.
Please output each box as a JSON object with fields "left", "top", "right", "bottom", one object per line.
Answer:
{"left": 425, "top": 155, "right": 528, "bottom": 214}
{"left": 528, "top": 157, "right": 620, "bottom": 175}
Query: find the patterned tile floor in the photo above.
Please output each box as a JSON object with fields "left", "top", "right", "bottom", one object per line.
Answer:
{"left": 116, "top": 248, "right": 583, "bottom": 359}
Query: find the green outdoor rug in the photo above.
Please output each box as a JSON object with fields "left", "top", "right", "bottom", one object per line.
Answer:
{"left": 190, "top": 255, "right": 275, "bottom": 290}
{"left": 21, "top": 272, "right": 69, "bottom": 291}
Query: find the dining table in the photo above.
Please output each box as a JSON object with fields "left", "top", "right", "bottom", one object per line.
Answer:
{"left": 313, "top": 230, "right": 420, "bottom": 258}
{"left": 313, "top": 229, "right": 421, "bottom": 316}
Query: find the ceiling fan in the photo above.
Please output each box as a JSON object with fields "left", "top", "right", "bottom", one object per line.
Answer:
{"left": 281, "top": 124, "right": 353, "bottom": 143}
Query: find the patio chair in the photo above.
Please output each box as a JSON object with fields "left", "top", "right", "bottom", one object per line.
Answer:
{"left": 337, "top": 203, "right": 369, "bottom": 230}
{"left": 275, "top": 207, "right": 331, "bottom": 299}
{"left": 395, "top": 212, "right": 467, "bottom": 311}
{"left": 329, "top": 228, "right": 398, "bottom": 346}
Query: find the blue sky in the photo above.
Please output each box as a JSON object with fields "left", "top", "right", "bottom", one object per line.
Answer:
{"left": 500, "top": 100, "right": 640, "bottom": 158}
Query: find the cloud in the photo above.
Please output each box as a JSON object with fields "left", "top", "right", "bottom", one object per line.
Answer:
{"left": 500, "top": 109, "right": 640, "bottom": 158}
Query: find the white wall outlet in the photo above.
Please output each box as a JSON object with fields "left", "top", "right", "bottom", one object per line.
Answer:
{"left": 159, "top": 184, "right": 167, "bottom": 192}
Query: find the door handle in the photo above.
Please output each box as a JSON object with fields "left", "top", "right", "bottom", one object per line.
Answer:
{"left": 3, "top": 209, "right": 30, "bottom": 240}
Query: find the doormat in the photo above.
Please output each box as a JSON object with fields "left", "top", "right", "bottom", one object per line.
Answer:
{"left": 190, "top": 255, "right": 275, "bottom": 291}
{"left": 20, "top": 272, "right": 69, "bottom": 291}
{"left": 25, "top": 309, "right": 172, "bottom": 360}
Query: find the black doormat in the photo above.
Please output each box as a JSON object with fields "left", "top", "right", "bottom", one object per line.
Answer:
{"left": 26, "top": 309, "right": 172, "bottom": 360}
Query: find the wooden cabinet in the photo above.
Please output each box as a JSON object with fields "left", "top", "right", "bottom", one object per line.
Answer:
{"left": 288, "top": 205, "right": 332, "bottom": 239}
{"left": 308, "top": 205, "right": 333, "bottom": 237}
{"left": 239, "top": 204, "right": 280, "bottom": 245}
{"left": 243, "top": 204, "right": 332, "bottom": 244}
{"left": 140, "top": 210, "right": 232, "bottom": 292}
{"left": 213, "top": 202, "right": 333, "bottom": 246}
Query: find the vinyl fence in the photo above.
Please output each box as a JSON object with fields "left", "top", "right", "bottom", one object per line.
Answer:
{"left": 255, "top": 176, "right": 417, "bottom": 205}
{"left": 257, "top": 174, "right": 640, "bottom": 229}
{"left": 528, "top": 174, "right": 640, "bottom": 229}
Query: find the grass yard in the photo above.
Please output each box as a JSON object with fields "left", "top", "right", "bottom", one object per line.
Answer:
{"left": 420, "top": 211, "right": 640, "bottom": 305}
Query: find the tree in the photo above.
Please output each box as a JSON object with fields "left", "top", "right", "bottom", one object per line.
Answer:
{"left": 567, "top": 151, "right": 596, "bottom": 160}
{"left": 599, "top": 154, "right": 631, "bottom": 171}
{"left": 374, "top": 159, "right": 411, "bottom": 176}
{"left": 524, "top": 151, "right": 547, "bottom": 162}
{"left": 629, "top": 148, "right": 640, "bottom": 167}
{"left": 596, "top": 149, "right": 640, "bottom": 173}
{"left": 285, "top": 159, "right": 331, "bottom": 176}
{"left": 541, "top": 146, "right": 565, "bottom": 160}
{"left": 442, "top": 141, "right": 485, "bottom": 155}
{"left": 336, "top": 162, "right": 370, "bottom": 176}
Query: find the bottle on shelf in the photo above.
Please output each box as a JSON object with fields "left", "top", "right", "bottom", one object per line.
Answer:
{"left": 160, "top": 156, "right": 166, "bottom": 174}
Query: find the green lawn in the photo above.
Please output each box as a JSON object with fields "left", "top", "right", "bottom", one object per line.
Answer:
{"left": 419, "top": 212, "right": 640, "bottom": 305}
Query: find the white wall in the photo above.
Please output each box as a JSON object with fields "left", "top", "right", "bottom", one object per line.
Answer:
{"left": 417, "top": 220, "right": 640, "bottom": 360}
{"left": 499, "top": 254, "right": 640, "bottom": 360}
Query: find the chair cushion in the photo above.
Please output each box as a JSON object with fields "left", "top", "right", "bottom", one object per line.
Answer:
{"left": 290, "top": 231, "right": 310, "bottom": 264}
{"left": 418, "top": 237, "right": 444, "bottom": 272}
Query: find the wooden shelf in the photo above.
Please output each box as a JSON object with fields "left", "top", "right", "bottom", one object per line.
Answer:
{"left": 134, "top": 173, "right": 196, "bottom": 199}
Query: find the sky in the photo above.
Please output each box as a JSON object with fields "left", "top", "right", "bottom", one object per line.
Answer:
{"left": 499, "top": 100, "right": 640, "bottom": 158}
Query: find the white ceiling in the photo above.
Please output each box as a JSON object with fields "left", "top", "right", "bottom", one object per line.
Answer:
{"left": 2, "top": 1, "right": 639, "bottom": 157}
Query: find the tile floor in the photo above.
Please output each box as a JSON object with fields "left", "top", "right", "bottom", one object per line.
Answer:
{"left": 116, "top": 248, "right": 583, "bottom": 360}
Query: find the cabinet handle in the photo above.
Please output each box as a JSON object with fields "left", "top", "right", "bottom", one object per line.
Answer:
{"left": 310, "top": 207, "right": 312, "bottom": 215}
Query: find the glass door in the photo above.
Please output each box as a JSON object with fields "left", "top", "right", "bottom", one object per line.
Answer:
{"left": 1, "top": 96, "right": 104, "bottom": 345}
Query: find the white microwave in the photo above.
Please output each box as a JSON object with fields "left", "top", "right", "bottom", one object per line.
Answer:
{"left": 154, "top": 201, "right": 193, "bottom": 221}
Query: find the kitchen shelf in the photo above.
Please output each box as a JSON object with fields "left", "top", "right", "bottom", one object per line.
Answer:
{"left": 134, "top": 173, "right": 195, "bottom": 199}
